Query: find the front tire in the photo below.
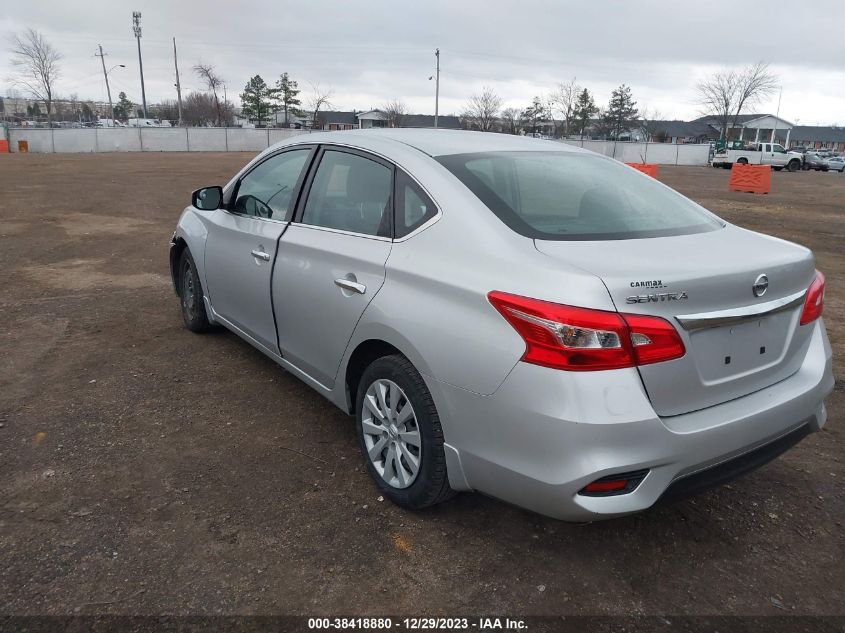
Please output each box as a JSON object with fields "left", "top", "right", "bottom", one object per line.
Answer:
{"left": 178, "top": 249, "right": 211, "bottom": 333}
{"left": 356, "top": 355, "right": 455, "bottom": 510}
{"left": 788, "top": 159, "right": 800, "bottom": 172}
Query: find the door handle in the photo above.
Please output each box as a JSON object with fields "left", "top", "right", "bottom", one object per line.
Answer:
{"left": 251, "top": 249, "right": 270, "bottom": 261}
{"left": 334, "top": 278, "right": 366, "bottom": 294}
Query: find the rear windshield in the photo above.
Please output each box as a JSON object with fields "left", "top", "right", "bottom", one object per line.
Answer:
{"left": 437, "top": 151, "right": 724, "bottom": 240}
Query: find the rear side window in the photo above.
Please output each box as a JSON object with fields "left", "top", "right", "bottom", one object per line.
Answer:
{"left": 301, "top": 150, "right": 393, "bottom": 237}
{"left": 437, "top": 151, "right": 724, "bottom": 241}
{"left": 394, "top": 171, "right": 437, "bottom": 238}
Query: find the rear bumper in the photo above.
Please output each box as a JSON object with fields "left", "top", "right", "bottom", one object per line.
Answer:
{"left": 435, "top": 319, "right": 834, "bottom": 521}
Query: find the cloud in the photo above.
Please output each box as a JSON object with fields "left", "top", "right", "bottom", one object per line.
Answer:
{"left": 2, "top": 0, "right": 843, "bottom": 125}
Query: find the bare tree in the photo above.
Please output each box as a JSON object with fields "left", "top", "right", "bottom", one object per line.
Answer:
{"left": 548, "top": 77, "right": 579, "bottom": 138}
{"left": 500, "top": 107, "right": 521, "bottom": 134}
{"left": 382, "top": 98, "right": 407, "bottom": 128}
{"left": 696, "top": 69, "right": 735, "bottom": 139}
{"left": 193, "top": 62, "right": 224, "bottom": 126}
{"left": 180, "top": 92, "right": 234, "bottom": 127}
{"left": 462, "top": 86, "right": 503, "bottom": 132}
{"left": 731, "top": 62, "right": 778, "bottom": 131}
{"left": 306, "top": 82, "right": 334, "bottom": 127}
{"left": 9, "top": 28, "right": 62, "bottom": 125}
{"left": 697, "top": 62, "right": 777, "bottom": 139}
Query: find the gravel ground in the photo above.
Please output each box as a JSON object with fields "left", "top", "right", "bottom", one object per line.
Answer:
{"left": 0, "top": 153, "right": 842, "bottom": 617}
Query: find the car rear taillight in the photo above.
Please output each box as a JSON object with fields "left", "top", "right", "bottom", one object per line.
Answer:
{"left": 487, "top": 291, "right": 685, "bottom": 371}
{"left": 799, "top": 270, "right": 825, "bottom": 326}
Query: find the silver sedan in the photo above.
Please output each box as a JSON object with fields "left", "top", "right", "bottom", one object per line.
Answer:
{"left": 170, "top": 130, "right": 834, "bottom": 521}
{"left": 826, "top": 156, "right": 845, "bottom": 172}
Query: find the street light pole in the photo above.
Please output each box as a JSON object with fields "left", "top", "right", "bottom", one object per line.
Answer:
{"left": 96, "top": 45, "right": 115, "bottom": 124}
{"left": 434, "top": 48, "right": 440, "bottom": 129}
{"left": 770, "top": 86, "right": 782, "bottom": 144}
{"left": 133, "top": 11, "right": 148, "bottom": 120}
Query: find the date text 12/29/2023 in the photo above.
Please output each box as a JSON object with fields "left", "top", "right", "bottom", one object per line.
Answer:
{"left": 307, "top": 617, "right": 527, "bottom": 630}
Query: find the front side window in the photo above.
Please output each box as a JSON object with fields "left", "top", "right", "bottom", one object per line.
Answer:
{"left": 301, "top": 150, "right": 393, "bottom": 237}
{"left": 232, "top": 149, "right": 310, "bottom": 220}
{"left": 437, "top": 151, "right": 724, "bottom": 241}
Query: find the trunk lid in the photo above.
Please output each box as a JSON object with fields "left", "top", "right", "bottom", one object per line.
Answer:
{"left": 535, "top": 225, "right": 816, "bottom": 416}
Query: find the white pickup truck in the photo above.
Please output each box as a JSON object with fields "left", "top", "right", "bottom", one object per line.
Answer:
{"left": 712, "top": 142, "right": 803, "bottom": 172}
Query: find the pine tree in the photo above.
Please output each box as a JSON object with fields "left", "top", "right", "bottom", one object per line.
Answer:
{"left": 113, "top": 92, "right": 134, "bottom": 122}
{"left": 273, "top": 72, "right": 303, "bottom": 126}
{"left": 240, "top": 75, "right": 272, "bottom": 127}
{"left": 521, "top": 96, "right": 546, "bottom": 136}
{"left": 607, "top": 84, "right": 638, "bottom": 140}
{"left": 572, "top": 88, "right": 598, "bottom": 139}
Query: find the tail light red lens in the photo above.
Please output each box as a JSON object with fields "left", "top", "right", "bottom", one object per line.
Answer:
{"left": 799, "top": 270, "right": 825, "bottom": 326}
{"left": 579, "top": 469, "right": 650, "bottom": 496}
{"left": 488, "top": 291, "right": 685, "bottom": 371}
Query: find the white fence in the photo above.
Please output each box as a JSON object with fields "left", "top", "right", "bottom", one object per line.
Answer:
{"left": 4, "top": 127, "right": 711, "bottom": 165}
{"left": 559, "top": 139, "right": 711, "bottom": 166}
{"left": 6, "top": 127, "right": 308, "bottom": 153}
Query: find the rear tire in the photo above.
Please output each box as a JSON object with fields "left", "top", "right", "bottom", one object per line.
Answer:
{"left": 178, "top": 249, "right": 211, "bottom": 333}
{"left": 355, "top": 354, "right": 456, "bottom": 510}
{"left": 737, "top": 157, "right": 748, "bottom": 165}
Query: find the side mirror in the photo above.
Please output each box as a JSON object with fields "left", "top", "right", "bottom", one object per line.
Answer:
{"left": 192, "top": 186, "right": 223, "bottom": 211}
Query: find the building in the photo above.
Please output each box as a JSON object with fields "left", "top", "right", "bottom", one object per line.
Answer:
{"left": 305, "top": 109, "right": 461, "bottom": 131}
{"left": 642, "top": 120, "right": 719, "bottom": 144}
{"left": 315, "top": 110, "right": 359, "bottom": 130}
{"left": 693, "top": 114, "right": 796, "bottom": 145}
{"left": 775, "top": 126, "right": 845, "bottom": 152}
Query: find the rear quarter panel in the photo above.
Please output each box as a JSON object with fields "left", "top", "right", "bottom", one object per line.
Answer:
{"left": 340, "top": 158, "right": 616, "bottom": 399}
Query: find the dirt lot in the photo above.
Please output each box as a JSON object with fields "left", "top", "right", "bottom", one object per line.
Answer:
{"left": 1, "top": 153, "right": 843, "bottom": 617}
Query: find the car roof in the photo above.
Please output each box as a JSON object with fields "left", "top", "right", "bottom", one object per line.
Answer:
{"left": 291, "top": 128, "right": 582, "bottom": 158}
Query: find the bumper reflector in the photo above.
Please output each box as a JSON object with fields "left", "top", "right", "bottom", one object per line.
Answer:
{"left": 579, "top": 469, "right": 649, "bottom": 497}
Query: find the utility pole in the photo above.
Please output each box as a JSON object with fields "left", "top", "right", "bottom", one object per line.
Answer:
{"left": 95, "top": 45, "right": 115, "bottom": 124}
{"left": 133, "top": 11, "right": 148, "bottom": 120}
{"left": 434, "top": 48, "right": 440, "bottom": 129}
{"left": 770, "top": 86, "right": 782, "bottom": 144}
{"left": 173, "top": 37, "right": 183, "bottom": 127}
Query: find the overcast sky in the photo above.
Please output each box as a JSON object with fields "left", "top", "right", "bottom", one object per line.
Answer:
{"left": 2, "top": 0, "right": 843, "bottom": 125}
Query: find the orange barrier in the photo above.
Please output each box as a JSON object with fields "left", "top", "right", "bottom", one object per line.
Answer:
{"left": 625, "top": 162, "right": 659, "bottom": 178}
{"left": 0, "top": 140, "right": 8, "bottom": 153}
{"left": 728, "top": 163, "right": 771, "bottom": 195}
{"left": 18, "top": 140, "right": 29, "bottom": 153}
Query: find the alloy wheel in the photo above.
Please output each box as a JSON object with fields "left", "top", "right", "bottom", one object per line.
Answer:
{"left": 361, "top": 379, "right": 422, "bottom": 489}
{"left": 182, "top": 261, "right": 197, "bottom": 316}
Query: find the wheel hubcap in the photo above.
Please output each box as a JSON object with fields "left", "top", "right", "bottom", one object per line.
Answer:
{"left": 182, "top": 262, "right": 196, "bottom": 314}
{"left": 361, "top": 379, "right": 421, "bottom": 489}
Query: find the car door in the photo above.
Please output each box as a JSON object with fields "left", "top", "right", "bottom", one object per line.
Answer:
{"left": 771, "top": 143, "right": 788, "bottom": 166}
{"left": 272, "top": 147, "right": 394, "bottom": 388}
{"left": 760, "top": 143, "right": 775, "bottom": 165}
{"left": 204, "top": 146, "right": 314, "bottom": 354}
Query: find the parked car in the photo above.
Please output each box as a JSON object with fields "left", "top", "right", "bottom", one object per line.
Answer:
{"left": 825, "top": 156, "right": 845, "bottom": 172}
{"left": 711, "top": 142, "right": 803, "bottom": 171}
{"left": 170, "top": 130, "right": 833, "bottom": 521}
{"left": 803, "top": 153, "right": 830, "bottom": 171}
